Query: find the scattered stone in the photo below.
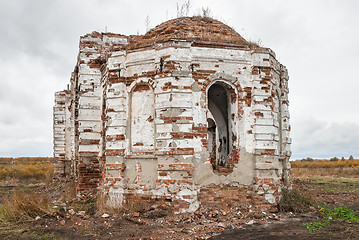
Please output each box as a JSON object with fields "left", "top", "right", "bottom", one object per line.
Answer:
{"left": 221, "top": 209, "right": 229, "bottom": 216}
{"left": 58, "top": 207, "right": 66, "bottom": 217}
{"left": 133, "top": 212, "right": 140, "bottom": 217}
{"left": 35, "top": 216, "right": 41, "bottom": 221}
{"left": 218, "top": 222, "right": 225, "bottom": 228}
{"left": 102, "top": 213, "right": 110, "bottom": 218}
{"left": 77, "top": 211, "right": 86, "bottom": 217}
{"left": 68, "top": 209, "right": 75, "bottom": 215}
{"left": 247, "top": 220, "right": 255, "bottom": 225}
{"left": 60, "top": 220, "right": 66, "bottom": 226}
{"left": 139, "top": 219, "right": 147, "bottom": 224}
{"left": 270, "top": 214, "right": 281, "bottom": 221}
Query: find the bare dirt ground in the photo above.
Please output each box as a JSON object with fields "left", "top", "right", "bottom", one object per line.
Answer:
{"left": 1, "top": 175, "right": 359, "bottom": 239}
{"left": 212, "top": 177, "right": 359, "bottom": 240}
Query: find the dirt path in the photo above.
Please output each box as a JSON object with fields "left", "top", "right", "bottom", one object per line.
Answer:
{"left": 212, "top": 213, "right": 359, "bottom": 240}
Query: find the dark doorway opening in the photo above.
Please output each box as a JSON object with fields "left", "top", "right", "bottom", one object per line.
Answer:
{"left": 207, "top": 83, "right": 232, "bottom": 169}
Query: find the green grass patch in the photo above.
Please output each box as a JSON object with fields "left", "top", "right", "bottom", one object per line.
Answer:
{"left": 302, "top": 221, "right": 329, "bottom": 234}
{"left": 320, "top": 206, "right": 359, "bottom": 222}
{"left": 29, "top": 230, "right": 63, "bottom": 240}
{"left": 303, "top": 206, "right": 359, "bottom": 233}
{"left": 0, "top": 224, "right": 63, "bottom": 240}
{"left": 312, "top": 177, "right": 359, "bottom": 194}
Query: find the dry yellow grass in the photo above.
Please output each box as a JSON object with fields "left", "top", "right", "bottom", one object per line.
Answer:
{"left": 291, "top": 159, "right": 359, "bottom": 169}
{"left": 0, "top": 158, "right": 54, "bottom": 180}
{"left": 290, "top": 158, "right": 359, "bottom": 178}
{"left": 0, "top": 192, "right": 52, "bottom": 222}
{"left": 291, "top": 167, "right": 359, "bottom": 178}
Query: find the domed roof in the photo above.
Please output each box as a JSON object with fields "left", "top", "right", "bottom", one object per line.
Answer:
{"left": 128, "top": 17, "right": 250, "bottom": 49}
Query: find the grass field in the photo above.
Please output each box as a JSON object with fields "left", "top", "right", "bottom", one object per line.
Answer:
{"left": 0, "top": 157, "right": 358, "bottom": 239}
{"left": 290, "top": 158, "right": 359, "bottom": 178}
{"left": 291, "top": 158, "right": 359, "bottom": 168}
{"left": 0, "top": 157, "right": 54, "bottom": 181}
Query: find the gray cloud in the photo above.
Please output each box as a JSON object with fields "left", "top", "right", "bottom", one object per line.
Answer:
{"left": 0, "top": 0, "right": 359, "bottom": 158}
{"left": 292, "top": 116, "right": 359, "bottom": 159}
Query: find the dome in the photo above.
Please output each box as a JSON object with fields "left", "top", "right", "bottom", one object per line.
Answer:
{"left": 128, "top": 17, "right": 250, "bottom": 49}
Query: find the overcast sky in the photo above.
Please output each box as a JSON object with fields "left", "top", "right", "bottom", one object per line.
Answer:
{"left": 0, "top": 0, "right": 358, "bottom": 159}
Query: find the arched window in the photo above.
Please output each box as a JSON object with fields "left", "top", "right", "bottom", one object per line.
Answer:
{"left": 130, "top": 83, "right": 155, "bottom": 153}
{"left": 207, "top": 82, "right": 233, "bottom": 169}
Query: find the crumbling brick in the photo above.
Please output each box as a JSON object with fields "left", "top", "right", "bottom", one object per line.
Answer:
{"left": 53, "top": 16, "right": 291, "bottom": 213}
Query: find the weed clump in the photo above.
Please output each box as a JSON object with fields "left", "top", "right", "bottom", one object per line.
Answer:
{"left": 0, "top": 192, "right": 52, "bottom": 222}
{"left": 278, "top": 188, "right": 313, "bottom": 213}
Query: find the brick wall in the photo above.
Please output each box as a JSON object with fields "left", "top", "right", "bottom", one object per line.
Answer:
{"left": 54, "top": 17, "right": 291, "bottom": 212}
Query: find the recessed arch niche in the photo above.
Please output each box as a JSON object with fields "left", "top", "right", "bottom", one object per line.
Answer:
{"left": 130, "top": 83, "right": 155, "bottom": 153}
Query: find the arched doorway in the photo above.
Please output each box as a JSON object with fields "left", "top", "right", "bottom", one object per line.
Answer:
{"left": 207, "top": 82, "right": 233, "bottom": 170}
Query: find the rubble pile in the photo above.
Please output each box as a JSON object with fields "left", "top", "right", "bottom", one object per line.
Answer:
{"left": 37, "top": 202, "right": 282, "bottom": 239}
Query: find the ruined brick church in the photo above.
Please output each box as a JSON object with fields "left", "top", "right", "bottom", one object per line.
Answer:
{"left": 53, "top": 17, "right": 291, "bottom": 212}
